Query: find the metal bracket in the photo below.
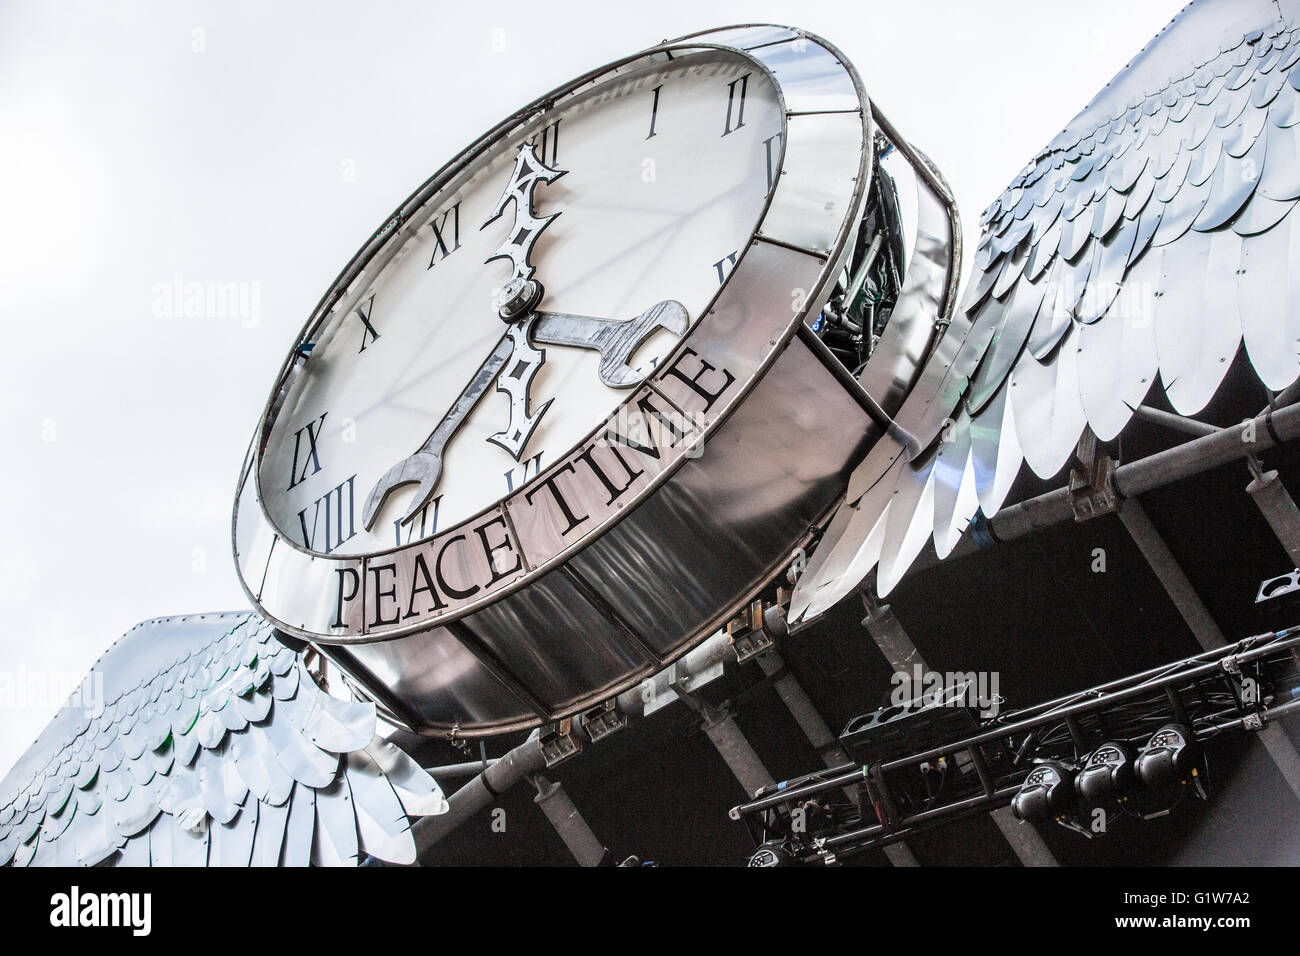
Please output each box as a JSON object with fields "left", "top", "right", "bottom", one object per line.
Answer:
{"left": 1068, "top": 430, "right": 1119, "bottom": 522}
{"left": 538, "top": 718, "right": 582, "bottom": 768}
{"left": 1257, "top": 568, "right": 1300, "bottom": 604}
{"left": 1242, "top": 713, "right": 1265, "bottom": 731}
{"left": 727, "top": 599, "right": 777, "bottom": 663}
{"left": 581, "top": 699, "right": 626, "bottom": 744}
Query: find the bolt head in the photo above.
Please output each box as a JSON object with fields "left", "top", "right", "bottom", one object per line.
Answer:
{"left": 495, "top": 277, "right": 542, "bottom": 322}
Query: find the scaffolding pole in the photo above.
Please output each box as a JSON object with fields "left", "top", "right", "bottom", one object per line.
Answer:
{"left": 861, "top": 596, "right": 1059, "bottom": 867}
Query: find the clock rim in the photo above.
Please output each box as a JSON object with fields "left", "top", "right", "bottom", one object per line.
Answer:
{"left": 233, "top": 23, "right": 874, "bottom": 645}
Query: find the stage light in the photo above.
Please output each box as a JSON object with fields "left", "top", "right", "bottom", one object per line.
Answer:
{"left": 1075, "top": 742, "right": 1136, "bottom": 806}
{"left": 1012, "top": 760, "right": 1075, "bottom": 822}
{"left": 1136, "top": 724, "right": 1201, "bottom": 790}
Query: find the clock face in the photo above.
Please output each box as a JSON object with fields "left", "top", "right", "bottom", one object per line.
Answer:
{"left": 257, "top": 51, "right": 782, "bottom": 557}
{"left": 233, "top": 22, "right": 881, "bottom": 734}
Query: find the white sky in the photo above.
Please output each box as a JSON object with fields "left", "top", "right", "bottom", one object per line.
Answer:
{"left": 0, "top": 0, "right": 1186, "bottom": 776}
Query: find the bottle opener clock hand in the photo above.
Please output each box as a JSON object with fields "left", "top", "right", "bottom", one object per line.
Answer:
{"left": 361, "top": 142, "right": 687, "bottom": 531}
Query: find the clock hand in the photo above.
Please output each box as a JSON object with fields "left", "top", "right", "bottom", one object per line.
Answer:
{"left": 531, "top": 300, "right": 689, "bottom": 388}
{"left": 484, "top": 314, "right": 552, "bottom": 458}
{"left": 360, "top": 299, "right": 688, "bottom": 530}
{"left": 475, "top": 140, "right": 566, "bottom": 463}
{"left": 364, "top": 142, "right": 687, "bottom": 532}
{"left": 360, "top": 331, "right": 519, "bottom": 531}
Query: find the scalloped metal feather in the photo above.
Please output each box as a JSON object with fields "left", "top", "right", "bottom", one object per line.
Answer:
{"left": 792, "top": 0, "right": 1300, "bottom": 613}
{"left": 0, "top": 613, "right": 445, "bottom": 867}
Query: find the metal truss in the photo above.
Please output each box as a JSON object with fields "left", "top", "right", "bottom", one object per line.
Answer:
{"left": 730, "top": 627, "right": 1300, "bottom": 865}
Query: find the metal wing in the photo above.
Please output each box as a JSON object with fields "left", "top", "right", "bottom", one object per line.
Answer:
{"left": 0, "top": 612, "right": 447, "bottom": 867}
{"left": 791, "top": 0, "right": 1300, "bottom": 621}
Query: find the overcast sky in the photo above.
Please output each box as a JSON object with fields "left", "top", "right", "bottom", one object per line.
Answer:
{"left": 0, "top": 0, "right": 1186, "bottom": 775}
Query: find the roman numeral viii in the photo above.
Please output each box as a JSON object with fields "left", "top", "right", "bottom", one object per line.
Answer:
{"left": 287, "top": 412, "right": 327, "bottom": 490}
{"left": 298, "top": 474, "right": 358, "bottom": 554}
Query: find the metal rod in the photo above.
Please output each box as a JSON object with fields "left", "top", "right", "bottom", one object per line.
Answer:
{"left": 1246, "top": 469, "right": 1300, "bottom": 568}
{"left": 411, "top": 731, "right": 547, "bottom": 855}
{"left": 424, "top": 758, "right": 500, "bottom": 780}
{"left": 731, "top": 630, "right": 1300, "bottom": 818}
{"left": 530, "top": 773, "right": 608, "bottom": 867}
{"left": 930, "top": 402, "right": 1300, "bottom": 566}
{"left": 1203, "top": 695, "right": 1300, "bottom": 733}
{"left": 1118, "top": 499, "right": 1227, "bottom": 651}
{"left": 844, "top": 232, "right": 884, "bottom": 308}
{"left": 819, "top": 785, "right": 1022, "bottom": 850}
{"left": 699, "top": 703, "right": 776, "bottom": 799}
{"left": 1130, "top": 404, "right": 1221, "bottom": 437}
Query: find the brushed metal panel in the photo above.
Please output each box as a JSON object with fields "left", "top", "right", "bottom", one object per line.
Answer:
{"left": 458, "top": 565, "right": 656, "bottom": 713}
{"left": 746, "top": 39, "right": 860, "bottom": 114}
{"left": 760, "top": 112, "right": 864, "bottom": 256}
{"left": 568, "top": 335, "right": 878, "bottom": 657}
{"left": 858, "top": 178, "right": 952, "bottom": 415}
{"left": 342, "top": 626, "right": 537, "bottom": 732}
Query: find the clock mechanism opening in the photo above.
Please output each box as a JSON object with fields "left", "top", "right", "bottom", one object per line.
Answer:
{"left": 810, "top": 126, "right": 958, "bottom": 398}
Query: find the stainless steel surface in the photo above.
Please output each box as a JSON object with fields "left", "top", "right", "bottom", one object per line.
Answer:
{"left": 859, "top": 167, "right": 954, "bottom": 416}
{"left": 530, "top": 299, "right": 689, "bottom": 388}
{"left": 232, "top": 23, "right": 913, "bottom": 737}
{"left": 793, "top": 0, "right": 1300, "bottom": 618}
{"left": 759, "top": 111, "right": 864, "bottom": 256}
{"left": 0, "top": 614, "right": 446, "bottom": 867}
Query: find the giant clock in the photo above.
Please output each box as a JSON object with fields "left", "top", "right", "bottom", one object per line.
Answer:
{"left": 233, "top": 24, "right": 959, "bottom": 737}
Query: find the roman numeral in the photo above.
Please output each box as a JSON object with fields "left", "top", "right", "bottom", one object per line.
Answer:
{"left": 646, "top": 84, "right": 663, "bottom": 140}
{"left": 505, "top": 452, "right": 542, "bottom": 493}
{"left": 762, "top": 132, "right": 783, "bottom": 189}
{"left": 354, "top": 294, "right": 380, "bottom": 352}
{"left": 713, "top": 250, "right": 738, "bottom": 284}
{"left": 521, "top": 118, "right": 560, "bottom": 166}
{"left": 427, "top": 202, "right": 462, "bottom": 269}
{"left": 394, "top": 494, "right": 442, "bottom": 547}
{"left": 287, "top": 412, "right": 327, "bottom": 490}
{"left": 722, "top": 73, "right": 750, "bottom": 137}
{"left": 298, "top": 474, "right": 357, "bottom": 554}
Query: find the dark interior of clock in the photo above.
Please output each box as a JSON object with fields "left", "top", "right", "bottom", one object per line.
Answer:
{"left": 814, "top": 129, "right": 934, "bottom": 379}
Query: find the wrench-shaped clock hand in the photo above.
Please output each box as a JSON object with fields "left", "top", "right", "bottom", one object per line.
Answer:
{"left": 532, "top": 300, "right": 688, "bottom": 388}
{"left": 360, "top": 332, "right": 518, "bottom": 532}
{"left": 361, "top": 300, "right": 689, "bottom": 530}
{"left": 362, "top": 139, "right": 690, "bottom": 532}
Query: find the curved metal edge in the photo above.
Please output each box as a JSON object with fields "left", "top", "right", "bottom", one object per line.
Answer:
{"left": 235, "top": 25, "right": 875, "bottom": 650}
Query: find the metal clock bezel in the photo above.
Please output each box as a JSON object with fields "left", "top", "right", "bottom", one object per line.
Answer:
{"left": 233, "top": 24, "right": 873, "bottom": 646}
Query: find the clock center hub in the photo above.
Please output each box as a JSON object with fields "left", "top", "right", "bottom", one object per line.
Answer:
{"left": 495, "top": 276, "right": 543, "bottom": 323}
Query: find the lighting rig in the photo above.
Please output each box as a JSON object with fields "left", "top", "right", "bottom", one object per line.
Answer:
{"left": 731, "top": 627, "right": 1300, "bottom": 866}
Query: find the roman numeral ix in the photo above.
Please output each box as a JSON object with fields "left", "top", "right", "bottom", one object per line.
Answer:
{"left": 287, "top": 412, "right": 327, "bottom": 490}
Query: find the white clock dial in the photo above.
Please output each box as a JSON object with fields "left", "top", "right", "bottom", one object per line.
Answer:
{"left": 258, "top": 52, "right": 781, "bottom": 556}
